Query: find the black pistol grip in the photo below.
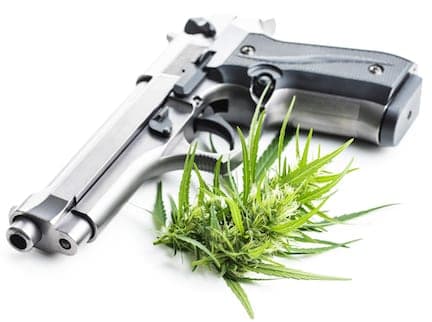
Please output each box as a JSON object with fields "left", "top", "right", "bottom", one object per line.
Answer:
{"left": 207, "top": 33, "right": 421, "bottom": 145}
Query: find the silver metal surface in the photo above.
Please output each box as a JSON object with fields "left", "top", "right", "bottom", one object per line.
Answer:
{"left": 49, "top": 76, "right": 178, "bottom": 203}
{"left": 7, "top": 217, "right": 41, "bottom": 252}
{"left": 6, "top": 20, "right": 223, "bottom": 254}
{"left": 266, "top": 88, "right": 385, "bottom": 143}
{"left": 75, "top": 81, "right": 252, "bottom": 238}
{"left": 8, "top": 193, "right": 93, "bottom": 255}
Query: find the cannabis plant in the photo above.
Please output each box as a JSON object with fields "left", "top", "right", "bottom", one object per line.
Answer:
{"left": 151, "top": 92, "right": 388, "bottom": 318}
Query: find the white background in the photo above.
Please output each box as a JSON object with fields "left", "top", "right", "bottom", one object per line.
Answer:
{"left": 0, "top": 1, "right": 431, "bottom": 321}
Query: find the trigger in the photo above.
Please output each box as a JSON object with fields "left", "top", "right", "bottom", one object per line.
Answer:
{"left": 193, "top": 114, "right": 235, "bottom": 150}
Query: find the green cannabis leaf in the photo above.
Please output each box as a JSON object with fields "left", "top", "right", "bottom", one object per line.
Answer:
{"left": 152, "top": 181, "right": 166, "bottom": 230}
{"left": 151, "top": 92, "right": 391, "bottom": 318}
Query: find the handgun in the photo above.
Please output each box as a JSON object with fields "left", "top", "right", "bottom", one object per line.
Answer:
{"left": 6, "top": 16, "right": 422, "bottom": 255}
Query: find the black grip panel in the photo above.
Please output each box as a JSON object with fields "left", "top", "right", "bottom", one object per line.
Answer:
{"left": 379, "top": 73, "right": 422, "bottom": 146}
{"left": 211, "top": 33, "right": 414, "bottom": 105}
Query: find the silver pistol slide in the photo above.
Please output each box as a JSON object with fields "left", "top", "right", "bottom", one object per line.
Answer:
{"left": 6, "top": 17, "right": 422, "bottom": 255}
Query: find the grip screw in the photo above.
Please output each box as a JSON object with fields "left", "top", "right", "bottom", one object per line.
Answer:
{"left": 240, "top": 45, "right": 255, "bottom": 56}
{"left": 368, "top": 64, "right": 384, "bottom": 75}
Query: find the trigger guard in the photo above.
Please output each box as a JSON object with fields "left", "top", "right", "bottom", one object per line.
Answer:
{"left": 193, "top": 113, "right": 236, "bottom": 150}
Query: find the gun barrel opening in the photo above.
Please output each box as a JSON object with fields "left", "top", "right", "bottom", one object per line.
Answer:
{"left": 9, "top": 233, "right": 27, "bottom": 249}
{"left": 6, "top": 217, "right": 42, "bottom": 252}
